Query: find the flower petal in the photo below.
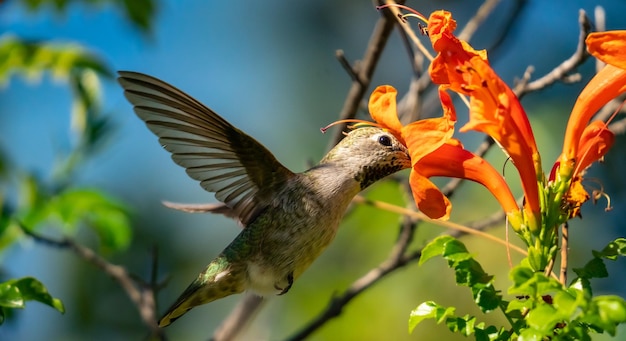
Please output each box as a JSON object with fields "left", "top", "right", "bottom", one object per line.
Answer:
{"left": 427, "top": 22, "right": 541, "bottom": 223}
{"left": 428, "top": 11, "right": 488, "bottom": 87}
{"left": 574, "top": 120, "right": 615, "bottom": 175}
{"left": 586, "top": 31, "right": 626, "bottom": 70}
{"left": 409, "top": 170, "right": 452, "bottom": 220}
{"left": 414, "top": 141, "right": 519, "bottom": 217}
{"left": 560, "top": 64, "right": 626, "bottom": 175}
{"left": 402, "top": 88, "right": 457, "bottom": 165}
{"left": 368, "top": 85, "right": 404, "bottom": 143}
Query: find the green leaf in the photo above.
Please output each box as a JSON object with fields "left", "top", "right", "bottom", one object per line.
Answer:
{"left": 0, "top": 277, "right": 64, "bottom": 315}
{"left": 509, "top": 266, "right": 562, "bottom": 297}
{"left": 442, "top": 238, "right": 471, "bottom": 261}
{"left": 573, "top": 257, "right": 608, "bottom": 280}
{"left": 553, "top": 289, "right": 580, "bottom": 317}
{"left": 518, "top": 327, "right": 544, "bottom": 341}
{"left": 454, "top": 258, "right": 492, "bottom": 287}
{"left": 506, "top": 297, "right": 532, "bottom": 314}
{"left": 592, "top": 238, "right": 626, "bottom": 260}
{"left": 473, "top": 282, "right": 501, "bottom": 312}
{"left": 420, "top": 235, "right": 454, "bottom": 265}
{"left": 526, "top": 304, "right": 562, "bottom": 334}
{"left": 49, "top": 189, "right": 132, "bottom": 251}
{"left": 421, "top": 236, "right": 502, "bottom": 313}
{"left": 474, "top": 325, "right": 507, "bottom": 341}
{"left": 446, "top": 314, "right": 477, "bottom": 336}
{"left": 572, "top": 238, "right": 626, "bottom": 283}
{"left": 409, "top": 301, "right": 456, "bottom": 333}
{"left": 582, "top": 295, "right": 626, "bottom": 336}
{"left": 122, "top": 0, "right": 157, "bottom": 32}
{"left": 0, "top": 35, "right": 111, "bottom": 86}
{"left": 0, "top": 282, "right": 24, "bottom": 309}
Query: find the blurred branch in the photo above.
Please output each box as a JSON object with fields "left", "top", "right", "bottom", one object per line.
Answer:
{"left": 513, "top": 10, "right": 592, "bottom": 97}
{"left": 608, "top": 113, "right": 626, "bottom": 135}
{"left": 457, "top": 0, "right": 502, "bottom": 42}
{"left": 19, "top": 225, "right": 165, "bottom": 340}
{"left": 327, "top": 1, "right": 401, "bottom": 148}
{"left": 211, "top": 294, "right": 266, "bottom": 341}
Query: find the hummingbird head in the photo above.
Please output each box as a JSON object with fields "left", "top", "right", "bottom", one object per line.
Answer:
{"left": 321, "top": 127, "right": 411, "bottom": 189}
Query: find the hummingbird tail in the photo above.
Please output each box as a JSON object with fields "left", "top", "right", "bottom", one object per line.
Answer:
{"left": 158, "top": 259, "right": 246, "bottom": 327}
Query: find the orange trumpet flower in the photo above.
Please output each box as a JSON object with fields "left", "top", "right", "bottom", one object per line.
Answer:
{"left": 368, "top": 85, "right": 519, "bottom": 220}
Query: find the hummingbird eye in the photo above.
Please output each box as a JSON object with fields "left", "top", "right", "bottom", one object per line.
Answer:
{"left": 378, "top": 134, "right": 392, "bottom": 147}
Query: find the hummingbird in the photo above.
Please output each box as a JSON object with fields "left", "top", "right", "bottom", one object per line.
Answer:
{"left": 117, "top": 71, "right": 411, "bottom": 327}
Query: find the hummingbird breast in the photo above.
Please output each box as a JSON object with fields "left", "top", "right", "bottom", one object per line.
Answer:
{"left": 240, "top": 171, "right": 360, "bottom": 296}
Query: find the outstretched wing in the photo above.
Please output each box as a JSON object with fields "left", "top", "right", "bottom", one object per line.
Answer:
{"left": 118, "top": 71, "right": 294, "bottom": 225}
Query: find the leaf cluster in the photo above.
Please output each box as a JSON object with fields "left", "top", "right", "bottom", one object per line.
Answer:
{"left": 0, "top": 0, "right": 156, "bottom": 327}
{"left": 410, "top": 236, "right": 626, "bottom": 340}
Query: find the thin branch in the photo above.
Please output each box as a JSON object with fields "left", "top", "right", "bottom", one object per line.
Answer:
{"left": 211, "top": 294, "right": 266, "bottom": 341}
{"left": 513, "top": 10, "right": 592, "bottom": 97}
{"left": 20, "top": 225, "right": 164, "bottom": 340}
{"left": 285, "top": 247, "right": 419, "bottom": 341}
{"left": 327, "top": 3, "right": 399, "bottom": 148}
{"left": 335, "top": 49, "right": 361, "bottom": 82}
{"left": 560, "top": 223, "right": 569, "bottom": 284}
{"left": 457, "top": 0, "right": 502, "bottom": 42}
{"left": 594, "top": 6, "right": 606, "bottom": 72}
{"left": 609, "top": 115, "right": 626, "bottom": 135}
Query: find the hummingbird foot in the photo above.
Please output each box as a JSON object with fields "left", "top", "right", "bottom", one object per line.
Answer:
{"left": 275, "top": 272, "right": 294, "bottom": 295}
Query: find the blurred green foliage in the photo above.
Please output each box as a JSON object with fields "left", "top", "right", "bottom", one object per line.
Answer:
{"left": 20, "top": 0, "right": 155, "bottom": 32}
{"left": 0, "top": 0, "right": 155, "bottom": 327}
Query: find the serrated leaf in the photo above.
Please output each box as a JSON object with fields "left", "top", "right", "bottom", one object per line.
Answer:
{"left": 454, "top": 259, "right": 492, "bottom": 286}
{"left": 473, "top": 282, "right": 501, "bottom": 312}
{"left": 420, "top": 235, "right": 454, "bottom": 265}
{"left": 446, "top": 315, "right": 475, "bottom": 335}
{"left": 409, "top": 301, "right": 456, "bottom": 333}
{"left": 421, "top": 236, "right": 502, "bottom": 315}
{"left": 592, "top": 238, "right": 626, "bottom": 260}
{"left": 474, "top": 325, "right": 505, "bottom": 341}
{"left": 442, "top": 238, "right": 470, "bottom": 260}
{"left": 573, "top": 257, "right": 608, "bottom": 280}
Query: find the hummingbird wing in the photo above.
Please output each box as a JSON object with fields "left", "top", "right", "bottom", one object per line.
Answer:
{"left": 118, "top": 71, "right": 295, "bottom": 225}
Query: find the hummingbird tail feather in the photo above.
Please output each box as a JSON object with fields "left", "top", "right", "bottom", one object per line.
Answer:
{"left": 158, "top": 260, "right": 246, "bottom": 327}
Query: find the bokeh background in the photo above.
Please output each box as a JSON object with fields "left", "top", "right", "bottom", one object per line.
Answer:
{"left": 1, "top": 0, "right": 626, "bottom": 340}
